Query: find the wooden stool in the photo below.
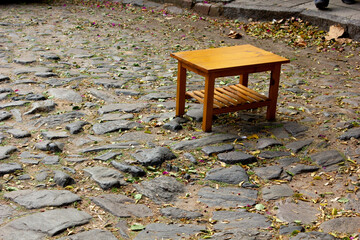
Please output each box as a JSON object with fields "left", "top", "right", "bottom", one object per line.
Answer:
{"left": 170, "top": 45, "right": 290, "bottom": 132}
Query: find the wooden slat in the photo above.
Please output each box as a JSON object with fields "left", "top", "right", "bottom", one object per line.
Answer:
{"left": 225, "top": 86, "right": 257, "bottom": 102}
{"left": 200, "top": 90, "right": 229, "bottom": 107}
{"left": 214, "top": 89, "right": 239, "bottom": 105}
{"left": 229, "top": 85, "right": 265, "bottom": 102}
{"left": 190, "top": 90, "right": 224, "bottom": 108}
{"left": 236, "top": 84, "right": 268, "bottom": 101}
{"left": 216, "top": 87, "right": 248, "bottom": 105}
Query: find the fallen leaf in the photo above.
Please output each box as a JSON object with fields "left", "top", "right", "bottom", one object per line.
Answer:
{"left": 325, "top": 25, "right": 345, "bottom": 40}
{"left": 228, "top": 30, "right": 242, "bottom": 39}
{"left": 130, "top": 223, "right": 145, "bottom": 231}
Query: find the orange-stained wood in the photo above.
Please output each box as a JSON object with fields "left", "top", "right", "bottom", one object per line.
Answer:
{"left": 170, "top": 45, "right": 289, "bottom": 73}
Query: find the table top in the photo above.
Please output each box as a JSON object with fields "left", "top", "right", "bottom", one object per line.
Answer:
{"left": 170, "top": 45, "right": 290, "bottom": 73}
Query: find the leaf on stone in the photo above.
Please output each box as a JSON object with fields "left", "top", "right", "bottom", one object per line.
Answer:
{"left": 325, "top": 25, "right": 345, "bottom": 40}
{"left": 6, "top": 186, "right": 18, "bottom": 191}
{"left": 294, "top": 220, "right": 302, "bottom": 224}
{"left": 255, "top": 203, "right": 265, "bottom": 211}
{"left": 130, "top": 223, "right": 145, "bottom": 231}
{"left": 337, "top": 197, "right": 349, "bottom": 203}
{"left": 134, "top": 193, "right": 142, "bottom": 200}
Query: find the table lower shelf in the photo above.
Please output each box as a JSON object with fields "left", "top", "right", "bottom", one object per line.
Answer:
{"left": 185, "top": 84, "right": 271, "bottom": 114}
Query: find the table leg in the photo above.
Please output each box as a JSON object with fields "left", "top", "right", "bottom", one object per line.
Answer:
{"left": 176, "top": 62, "right": 187, "bottom": 117}
{"left": 202, "top": 74, "right": 215, "bottom": 132}
{"left": 239, "top": 73, "right": 249, "bottom": 87}
{"left": 266, "top": 64, "right": 281, "bottom": 120}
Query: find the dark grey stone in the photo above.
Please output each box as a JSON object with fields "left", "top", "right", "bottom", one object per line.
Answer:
{"left": 160, "top": 207, "right": 203, "bottom": 219}
{"left": 172, "top": 134, "right": 240, "bottom": 150}
{"left": 7, "top": 129, "right": 31, "bottom": 138}
{"left": 285, "top": 164, "right": 319, "bottom": 176}
{"left": 0, "top": 110, "right": 12, "bottom": 121}
{"left": 0, "top": 75, "right": 10, "bottom": 81}
{"left": 41, "top": 53, "right": 60, "bottom": 60}
{"left": 92, "top": 120, "right": 142, "bottom": 134}
{"left": 21, "top": 158, "right": 40, "bottom": 165}
{"left": 34, "top": 140, "right": 64, "bottom": 152}
{"left": 35, "top": 170, "right": 50, "bottom": 181}
{"left": 198, "top": 187, "right": 258, "bottom": 207}
{"left": 94, "top": 152, "right": 121, "bottom": 161}
{"left": 201, "top": 144, "right": 234, "bottom": 156}
{"left": 279, "top": 224, "right": 304, "bottom": 235}
{"left": 111, "top": 161, "right": 146, "bottom": 177}
{"left": 186, "top": 108, "right": 203, "bottom": 122}
{"left": 35, "top": 72, "right": 57, "bottom": 77}
{"left": 277, "top": 157, "right": 300, "bottom": 167}
{"left": 258, "top": 151, "right": 291, "bottom": 159}
{"left": 310, "top": 150, "right": 344, "bottom": 167}
{"left": 47, "top": 88, "right": 82, "bottom": 103}
{"left": 0, "top": 204, "right": 16, "bottom": 224}
{"left": 256, "top": 138, "right": 283, "bottom": 149}
{"left": 276, "top": 200, "right": 319, "bottom": 224}
{"left": 25, "top": 94, "right": 46, "bottom": 101}
{"left": 65, "top": 121, "right": 89, "bottom": 134}
{"left": 320, "top": 217, "right": 360, "bottom": 234}
{"left": 92, "top": 78, "right": 126, "bottom": 88}
{"left": 34, "top": 111, "right": 85, "bottom": 128}
{"left": 135, "top": 176, "right": 185, "bottom": 204}
{"left": 42, "top": 155, "right": 60, "bottom": 165}
{"left": 89, "top": 88, "right": 117, "bottom": 103}
{"left": 24, "top": 100, "right": 56, "bottom": 115}
{"left": 79, "top": 142, "right": 140, "bottom": 153}
{"left": 14, "top": 57, "right": 36, "bottom": 64}
{"left": 58, "top": 229, "right": 117, "bottom": 240}
{"left": 141, "top": 92, "right": 173, "bottom": 100}
{"left": 217, "top": 151, "right": 256, "bottom": 164}
{"left": 83, "top": 167, "right": 124, "bottom": 190}
{"left": 0, "top": 208, "right": 92, "bottom": 239}
{"left": 91, "top": 194, "right": 153, "bottom": 218}
{"left": 0, "top": 163, "right": 22, "bottom": 175}
{"left": 262, "top": 184, "right": 294, "bottom": 201}
{"left": 205, "top": 166, "right": 249, "bottom": 184}
{"left": 134, "top": 223, "right": 205, "bottom": 240}
{"left": 0, "top": 101, "right": 29, "bottom": 109}
{"left": 254, "top": 165, "right": 283, "bottom": 180}
{"left": 212, "top": 209, "right": 271, "bottom": 233}
{"left": 18, "top": 174, "right": 31, "bottom": 180}
{"left": 283, "top": 122, "right": 308, "bottom": 137}
{"left": 339, "top": 127, "right": 360, "bottom": 140}
{"left": 0, "top": 146, "right": 18, "bottom": 159}
{"left": 163, "top": 118, "right": 183, "bottom": 131}
{"left": 54, "top": 170, "right": 75, "bottom": 187}
{"left": 290, "top": 231, "right": 336, "bottom": 240}
{"left": 286, "top": 139, "right": 313, "bottom": 153}
{"left": 116, "top": 220, "right": 130, "bottom": 239}
{"left": 115, "top": 89, "right": 141, "bottom": 96}
{"left": 345, "top": 193, "right": 360, "bottom": 212}
{"left": 133, "top": 147, "right": 176, "bottom": 166}
{"left": 183, "top": 152, "right": 197, "bottom": 164}
{"left": 98, "top": 103, "right": 149, "bottom": 114}
{"left": 4, "top": 190, "right": 80, "bottom": 209}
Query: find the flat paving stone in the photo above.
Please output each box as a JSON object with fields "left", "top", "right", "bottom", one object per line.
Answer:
{"left": 256, "top": 138, "right": 283, "bottom": 149}
{"left": 160, "top": 207, "right": 203, "bottom": 219}
{"left": 34, "top": 111, "right": 85, "bottom": 128}
{"left": 217, "top": 151, "right": 257, "bottom": 164}
{"left": 276, "top": 199, "right": 319, "bottom": 224}
{"left": 24, "top": 100, "right": 56, "bottom": 115}
{"left": 57, "top": 229, "right": 117, "bottom": 240}
{"left": 0, "top": 101, "right": 29, "bottom": 109}
{"left": 42, "top": 155, "right": 60, "bottom": 164}
{"left": 320, "top": 217, "right": 360, "bottom": 234}
{"left": 133, "top": 147, "right": 176, "bottom": 166}
{"left": 0, "top": 110, "right": 12, "bottom": 121}
{"left": 111, "top": 160, "right": 146, "bottom": 177}
{"left": 98, "top": 103, "right": 149, "bottom": 114}
{"left": 0, "top": 162, "right": 22, "bottom": 175}
{"left": 262, "top": 184, "right": 294, "bottom": 201}
{"left": 7, "top": 129, "right": 31, "bottom": 138}
{"left": 285, "top": 139, "right": 313, "bottom": 153}
{"left": 94, "top": 151, "right": 121, "bottom": 161}
{"left": 310, "top": 150, "right": 344, "bottom": 167}
{"left": 79, "top": 142, "right": 140, "bottom": 153}
{"left": 259, "top": 151, "right": 291, "bottom": 159}
{"left": 54, "top": 170, "right": 75, "bottom": 187}
{"left": 0, "top": 204, "right": 16, "bottom": 224}
{"left": 135, "top": 176, "right": 184, "bottom": 204}
{"left": 172, "top": 134, "right": 240, "bottom": 150}
{"left": 92, "top": 120, "right": 142, "bottom": 134}
{"left": 0, "top": 75, "right": 10, "bottom": 81}
{"left": 290, "top": 231, "right": 336, "bottom": 240}
{"left": 285, "top": 164, "right": 319, "bottom": 176}
{"left": 133, "top": 223, "right": 205, "bottom": 240}
{"left": 0, "top": 208, "right": 92, "bottom": 240}
{"left": 212, "top": 209, "right": 271, "bottom": 233}
{"left": 65, "top": 121, "right": 89, "bottom": 134}
{"left": 0, "top": 145, "right": 18, "bottom": 159}
{"left": 254, "top": 165, "right": 283, "bottom": 180}
{"left": 91, "top": 194, "right": 153, "bottom": 218}
{"left": 198, "top": 187, "right": 257, "bottom": 207}
{"left": 339, "top": 127, "right": 360, "bottom": 140}
{"left": 4, "top": 190, "right": 80, "bottom": 209}
{"left": 47, "top": 88, "right": 82, "bottom": 103}
{"left": 201, "top": 144, "right": 234, "bottom": 156}
{"left": 283, "top": 122, "right": 309, "bottom": 137}
{"left": 41, "top": 131, "right": 69, "bottom": 139}
{"left": 83, "top": 166, "right": 124, "bottom": 190}
{"left": 205, "top": 166, "right": 249, "bottom": 184}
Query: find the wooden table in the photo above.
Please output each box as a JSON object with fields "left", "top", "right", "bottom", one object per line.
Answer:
{"left": 170, "top": 45, "right": 290, "bottom": 132}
